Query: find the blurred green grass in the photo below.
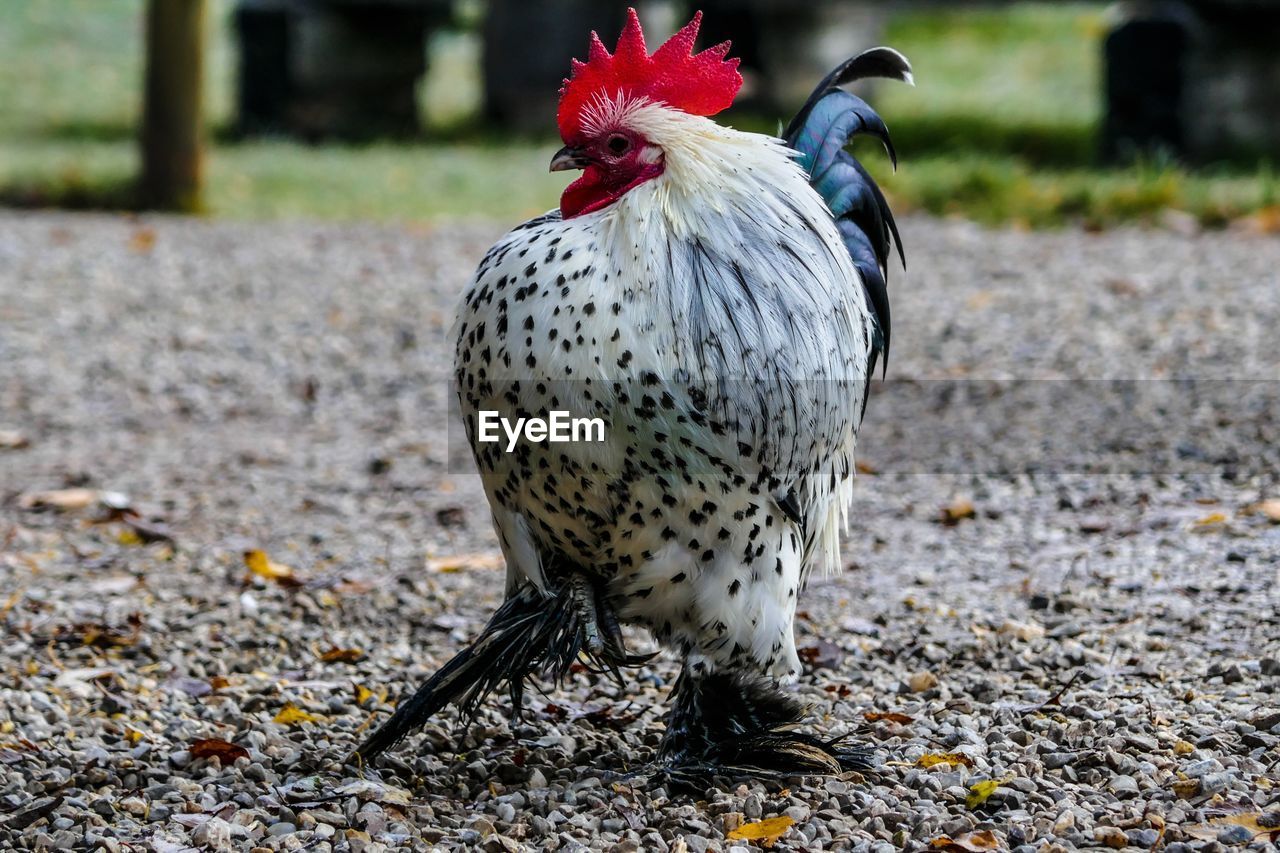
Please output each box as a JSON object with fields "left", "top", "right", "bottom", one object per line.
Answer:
{"left": 0, "top": 0, "right": 1273, "bottom": 226}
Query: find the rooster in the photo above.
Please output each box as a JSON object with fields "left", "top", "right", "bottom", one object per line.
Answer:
{"left": 354, "top": 8, "right": 909, "bottom": 779}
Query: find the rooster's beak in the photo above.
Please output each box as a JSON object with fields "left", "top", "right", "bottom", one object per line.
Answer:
{"left": 550, "top": 145, "right": 591, "bottom": 172}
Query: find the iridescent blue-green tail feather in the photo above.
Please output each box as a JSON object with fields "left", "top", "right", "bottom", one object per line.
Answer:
{"left": 784, "top": 47, "right": 911, "bottom": 387}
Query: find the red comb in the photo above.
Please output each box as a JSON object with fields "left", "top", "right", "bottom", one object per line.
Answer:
{"left": 557, "top": 8, "right": 742, "bottom": 141}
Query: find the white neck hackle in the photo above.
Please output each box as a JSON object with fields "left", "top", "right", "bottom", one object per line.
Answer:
{"left": 580, "top": 97, "right": 830, "bottom": 247}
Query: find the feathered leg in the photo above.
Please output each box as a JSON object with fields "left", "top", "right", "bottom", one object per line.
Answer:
{"left": 350, "top": 573, "right": 648, "bottom": 764}
{"left": 657, "top": 669, "right": 874, "bottom": 785}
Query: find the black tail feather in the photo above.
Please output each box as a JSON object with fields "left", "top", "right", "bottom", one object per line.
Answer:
{"left": 350, "top": 580, "right": 651, "bottom": 764}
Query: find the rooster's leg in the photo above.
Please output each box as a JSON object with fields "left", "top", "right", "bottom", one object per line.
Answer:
{"left": 656, "top": 668, "right": 875, "bottom": 784}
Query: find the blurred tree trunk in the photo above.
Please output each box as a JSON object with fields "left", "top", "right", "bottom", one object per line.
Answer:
{"left": 140, "top": 0, "right": 206, "bottom": 212}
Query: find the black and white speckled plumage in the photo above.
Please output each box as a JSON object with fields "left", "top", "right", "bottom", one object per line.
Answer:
{"left": 454, "top": 98, "right": 893, "bottom": 679}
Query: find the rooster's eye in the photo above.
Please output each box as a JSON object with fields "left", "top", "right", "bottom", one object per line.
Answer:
{"left": 606, "top": 134, "right": 631, "bottom": 155}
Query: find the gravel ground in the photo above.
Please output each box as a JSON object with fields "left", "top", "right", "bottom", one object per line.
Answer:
{"left": 2, "top": 211, "right": 1279, "bottom": 852}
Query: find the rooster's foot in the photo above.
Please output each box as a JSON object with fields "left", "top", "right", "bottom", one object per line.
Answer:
{"left": 655, "top": 668, "right": 876, "bottom": 787}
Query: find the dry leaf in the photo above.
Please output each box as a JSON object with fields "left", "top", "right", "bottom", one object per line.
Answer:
{"left": 929, "top": 829, "right": 1000, "bottom": 851}
{"left": 726, "top": 816, "right": 794, "bottom": 848}
{"left": 1186, "top": 813, "right": 1275, "bottom": 842}
{"left": 354, "top": 684, "right": 377, "bottom": 706}
{"left": 18, "top": 488, "right": 99, "bottom": 511}
{"left": 208, "top": 676, "right": 231, "bottom": 691}
{"left": 864, "top": 711, "right": 914, "bottom": 724}
{"left": 797, "top": 638, "right": 844, "bottom": 670}
{"left": 966, "top": 779, "right": 1002, "bottom": 809}
{"left": 129, "top": 227, "right": 157, "bottom": 253}
{"left": 244, "top": 549, "right": 303, "bottom": 587}
{"left": 189, "top": 738, "right": 249, "bottom": 763}
{"left": 1193, "top": 511, "right": 1227, "bottom": 527}
{"left": 917, "top": 752, "right": 975, "bottom": 769}
{"left": 425, "top": 551, "right": 504, "bottom": 573}
{"left": 318, "top": 647, "right": 364, "bottom": 664}
{"left": 939, "top": 498, "right": 976, "bottom": 525}
{"left": 273, "top": 703, "right": 324, "bottom": 726}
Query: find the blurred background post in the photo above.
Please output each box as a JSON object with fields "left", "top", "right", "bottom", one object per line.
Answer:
{"left": 140, "top": 0, "right": 207, "bottom": 211}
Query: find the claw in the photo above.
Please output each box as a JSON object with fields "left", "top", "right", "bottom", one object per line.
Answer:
{"left": 658, "top": 668, "right": 878, "bottom": 782}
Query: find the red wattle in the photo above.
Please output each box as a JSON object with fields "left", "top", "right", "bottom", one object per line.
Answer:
{"left": 560, "top": 163, "right": 664, "bottom": 218}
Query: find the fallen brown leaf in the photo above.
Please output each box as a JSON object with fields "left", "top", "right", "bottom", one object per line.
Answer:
{"left": 797, "top": 638, "right": 844, "bottom": 670}
{"left": 1186, "top": 812, "right": 1275, "bottom": 843}
{"left": 189, "top": 738, "right": 249, "bottom": 763}
{"left": 353, "top": 676, "right": 376, "bottom": 701}
{"left": 864, "top": 711, "right": 914, "bottom": 724}
{"left": 273, "top": 703, "right": 325, "bottom": 726}
{"left": 726, "top": 816, "right": 794, "bottom": 848}
{"left": 244, "top": 549, "right": 303, "bottom": 588}
{"left": 318, "top": 647, "right": 364, "bottom": 664}
{"left": 929, "top": 829, "right": 1000, "bottom": 851}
